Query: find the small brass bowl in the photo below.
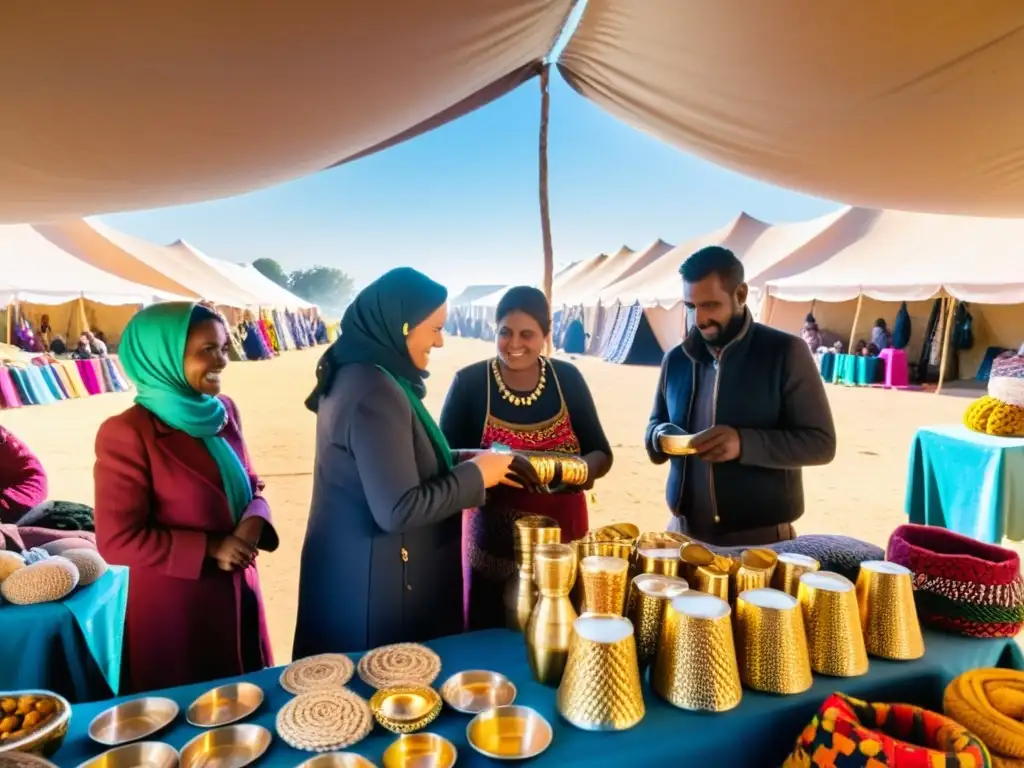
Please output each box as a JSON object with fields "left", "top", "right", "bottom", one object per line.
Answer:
{"left": 75, "top": 741, "right": 178, "bottom": 768}
{"left": 88, "top": 697, "right": 178, "bottom": 747}
{"left": 185, "top": 682, "right": 263, "bottom": 728}
{"left": 369, "top": 687, "right": 442, "bottom": 734}
{"left": 0, "top": 690, "right": 71, "bottom": 758}
{"left": 297, "top": 754, "right": 378, "bottom": 768}
{"left": 382, "top": 733, "right": 456, "bottom": 768}
{"left": 178, "top": 724, "right": 271, "bottom": 768}
{"left": 440, "top": 671, "right": 517, "bottom": 715}
{"left": 466, "top": 705, "right": 553, "bottom": 761}
{"left": 659, "top": 433, "right": 697, "bottom": 456}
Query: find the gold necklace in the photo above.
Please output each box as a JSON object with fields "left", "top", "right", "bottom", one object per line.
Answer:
{"left": 492, "top": 357, "right": 546, "bottom": 407}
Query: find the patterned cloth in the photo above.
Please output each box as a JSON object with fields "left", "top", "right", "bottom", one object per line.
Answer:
{"left": 887, "top": 524, "right": 1024, "bottom": 638}
{"left": 783, "top": 692, "right": 991, "bottom": 767}
{"left": 945, "top": 669, "right": 1024, "bottom": 768}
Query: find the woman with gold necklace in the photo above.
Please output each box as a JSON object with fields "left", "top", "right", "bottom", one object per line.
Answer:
{"left": 441, "top": 286, "right": 613, "bottom": 630}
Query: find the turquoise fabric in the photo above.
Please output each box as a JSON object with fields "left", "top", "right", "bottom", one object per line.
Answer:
{"left": 0, "top": 566, "right": 128, "bottom": 703}
{"left": 119, "top": 302, "right": 253, "bottom": 522}
{"left": 39, "top": 365, "right": 64, "bottom": 400}
{"left": 24, "top": 366, "right": 53, "bottom": 404}
{"left": 60, "top": 626, "right": 1024, "bottom": 767}
{"left": 907, "top": 424, "right": 1024, "bottom": 543}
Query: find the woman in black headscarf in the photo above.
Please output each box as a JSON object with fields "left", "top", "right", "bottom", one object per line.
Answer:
{"left": 293, "top": 268, "right": 536, "bottom": 656}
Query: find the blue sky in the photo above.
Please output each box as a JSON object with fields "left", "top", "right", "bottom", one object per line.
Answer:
{"left": 106, "top": 74, "right": 841, "bottom": 295}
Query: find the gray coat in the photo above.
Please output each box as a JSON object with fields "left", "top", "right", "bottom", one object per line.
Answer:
{"left": 293, "top": 363, "right": 484, "bottom": 656}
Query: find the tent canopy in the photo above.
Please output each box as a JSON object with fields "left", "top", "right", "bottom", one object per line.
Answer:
{"left": 0, "top": 224, "right": 187, "bottom": 306}
{"left": 556, "top": 245, "right": 635, "bottom": 306}
{"left": 449, "top": 284, "right": 507, "bottom": 306}
{"left": 766, "top": 210, "right": 1024, "bottom": 304}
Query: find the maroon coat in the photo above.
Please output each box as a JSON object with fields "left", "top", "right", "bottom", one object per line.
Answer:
{"left": 0, "top": 426, "right": 48, "bottom": 524}
{"left": 94, "top": 396, "right": 278, "bottom": 694}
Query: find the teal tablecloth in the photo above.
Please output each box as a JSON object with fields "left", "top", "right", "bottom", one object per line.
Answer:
{"left": 907, "top": 424, "right": 1024, "bottom": 543}
{"left": 0, "top": 566, "right": 128, "bottom": 703}
{"left": 58, "top": 627, "right": 1023, "bottom": 767}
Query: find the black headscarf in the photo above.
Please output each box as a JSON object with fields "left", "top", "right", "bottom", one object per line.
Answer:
{"left": 305, "top": 268, "right": 447, "bottom": 412}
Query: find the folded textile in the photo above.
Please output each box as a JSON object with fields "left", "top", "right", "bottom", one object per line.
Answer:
{"left": 887, "top": 524, "right": 1024, "bottom": 638}
{"left": 945, "top": 669, "right": 1024, "bottom": 767}
{"left": 707, "top": 534, "right": 885, "bottom": 583}
{"left": 783, "top": 692, "right": 991, "bottom": 767}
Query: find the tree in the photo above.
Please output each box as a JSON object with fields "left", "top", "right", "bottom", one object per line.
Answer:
{"left": 252, "top": 258, "right": 290, "bottom": 289}
{"left": 289, "top": 266, "right": 354, "bottom": 316}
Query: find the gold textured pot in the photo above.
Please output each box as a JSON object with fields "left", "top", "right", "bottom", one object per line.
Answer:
{"left": 772, "top": 553, "right": 820, "bottom": 597}
{"left": 855, "top": 561, "right": 925, "bottom": 661}
{"left": 525, "top": 543, "right": 577, "bottom": 686}
{"left": 734, "top": 588, "right": 813, "bottom": 695}
{"left": 626, "top": 573, "right": 689, "bottom": 670}
{"left": 797, "top": 571, "right": 868, "bottom": 677}
{"left": 504, "top": 516, "right": 561, "bottom": 632}
{"left": 579, "top": 555, "right": 630, "bottom": 616}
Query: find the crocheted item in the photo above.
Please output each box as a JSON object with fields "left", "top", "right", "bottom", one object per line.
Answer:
{"left": 708, "top": 535, "right": 884, "bottom": 583}
{"left": 945, "top": 669, "right": 1024, "bottom": 768}
{"left": 887, "top": 524, "right": 1024, "bottom": 638}
{"left": 783, "top": 692, "right": 991, "bottom": 767}
{"left": 965, "top": 353, "right": 1024, "bottom": 437}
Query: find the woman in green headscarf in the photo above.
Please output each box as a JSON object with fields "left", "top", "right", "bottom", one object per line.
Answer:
{"left": 94, "top": 302, "right": 278, "bottom": 693}
{"left": 294, "top": 267, "right": 537, "bottom": 656}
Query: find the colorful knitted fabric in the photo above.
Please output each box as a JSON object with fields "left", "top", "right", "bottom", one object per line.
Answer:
{"left": 887, "top": 524, "right": 1024, "bottom": 638}
{"left": 964, "top": 353, "right": 1024, "bottom": 437}
{"left": 784, "top": 692, "right": 991, "bottom": 767}
{"left": 945, "top": 670, "right": 1024, "bottom": 768}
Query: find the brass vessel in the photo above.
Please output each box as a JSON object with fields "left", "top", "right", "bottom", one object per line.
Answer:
{"left": 525, "top": 543, "right": 577, "bottom": 686}
{"left": 732, "top": 549, "right": 778, "bottom": 602}
{"left": 579, "top": 555, "right": 630, "bottom": 616}
{"left": 626, "top": 573, "right": 689, "bottom": 670}
{"left": 572, "top": 535, "right": 632, "bottom": 612}
{"left": 503, "top": 516, "right": 561, "bottom": 632}
{"left": 734, "top": 588, "right": 813, "bottom": 695}
{"left": 635, "top": 547, "right": 682, "bottom": 578}
{"left": 590, "top": 523, "right": 640, "bottom": 542}
{"left": 681, "top": 543, "right": 730, "bottom": 600}
{"left": 652, "top": 593, "right": 741, "bottom": 712}
{"left": 556, "top": 615, "right": 645, "bottom": 731}
{"left": 772, "top": 553, "right": 820, "bottom": 597}
{"left": 855, "top": 560, "right": 925, "bottom": 661}
{"left": 798, "top": 571, "right": 868, "bottom": 677}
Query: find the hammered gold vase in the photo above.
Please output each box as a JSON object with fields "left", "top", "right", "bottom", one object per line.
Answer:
{"left": 525, "top": 543, "right": 578, "bottom": 686}
{"left": 681, "top": 544, "right": 730, "bottom": 601}
{"left": 634, "top": 547, "right": 682, "bottom": 578}
{"left": 772, "top": 553, "right": 820, "bottom": 597}
{"left": 731, "top": 549, "right": 778, "bottom": 601}
{"left": 579, "top": 556, "right": 630, "bottom": 616}
{"left": 734, "top": 588, "right": 813, "bottom": 695}
{"left": 797, "top": 571, "right": 868, "bottom": 677}
{"left": 556, "top": 615, "right": 645, "bottom": 731}
{"left": 625, "top": 573, "right": 689, "bottom": 670}
{"left": 504, "top": 516, "right": 561, "bottom": 632}
{"left": 855, "top": 560, "right": 925, "bottom": 661}
{"left": 573, "top": 536, "right": 633, "bottom": 612}
{"left": 652, "top": 592, "right": 741, "bottom": 712}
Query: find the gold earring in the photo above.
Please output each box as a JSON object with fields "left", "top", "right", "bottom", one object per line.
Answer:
{"left": 402, "top": 322, "right": 409, "bottom": 336}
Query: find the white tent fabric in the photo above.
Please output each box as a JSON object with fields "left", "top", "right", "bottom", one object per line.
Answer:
{"left": 598, "top": 213, "right": 771, "bottom": 307}
{"left": 556, "top": 245, "right": 635, "bottom": 306}
{"left": 0, "top": 224, "right": 188, "bottom": 305}
{"left": 471, "top": 258, "right": 598, "bottom": 310}
{"left": 766, "top": 211, "right": 1024, "bottom": 304}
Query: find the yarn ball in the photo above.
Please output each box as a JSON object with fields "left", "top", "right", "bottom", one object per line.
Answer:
{"left": 0, "top": 557, "right": 80, "bottom": 605}
{"left": 964, "top": 395, "right": 1024, "bottom": 438}
{"left": 0, "top": 551, "right": 25, "bottom": 583}
{"left": 59, "top": 549, "right": 107, "bottom": 587}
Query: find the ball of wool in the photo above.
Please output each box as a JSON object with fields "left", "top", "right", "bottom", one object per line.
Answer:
{"left": 0, "top": 551, "right": 25, "bottom": 583}
{"left": 59, "top": 548, "right": 107, "bottom": 587}
{"left": 41, "top": 538, "right": 97, "bottom": 556}
{"left": 963, "top": 395, "right": 998, "bottom": 434}
{"left": 0, "top": 557, "right": 80, "bottom": 605}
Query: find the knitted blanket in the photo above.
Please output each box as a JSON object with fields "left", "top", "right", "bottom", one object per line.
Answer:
{"left": 705, "top": 534, "right": 884, "bottom": 583}
{"left": 945, "top": 669, "right": 1024, "bottom": 767}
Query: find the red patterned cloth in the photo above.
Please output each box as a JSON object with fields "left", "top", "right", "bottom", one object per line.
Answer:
{"left": 784, "top": 692, "right": 991, "bottom": 767}
{"left": 887, "top": 524, "right": 1024, "bottom": 638}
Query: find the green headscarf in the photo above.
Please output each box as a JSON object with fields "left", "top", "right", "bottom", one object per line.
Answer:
{"left": 119, "top": 302, "right": 254, "bottom": 522}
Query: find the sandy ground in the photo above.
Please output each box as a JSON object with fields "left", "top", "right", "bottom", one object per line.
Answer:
{"left": 0, "top": 338, "right": 979, "bottom": 661}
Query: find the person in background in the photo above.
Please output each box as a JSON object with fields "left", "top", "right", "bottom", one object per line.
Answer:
{"left": 94, "top": 303, "right": 277, "bottom": 693}
{"left": 37, "top": 315, "right": 52, "bottom": 350}
{"left": 86, "top": 331, "right": 108, "bottom": 357}
{"left": 800, "top": 313, "right": 822, "bottom": 353}
{"left": 294, "top": 268, "right": 537, "bottom": 656}
{"left": 0, "top": 426, "right": 48, "bottom": 525}
{"left": 871, "top": 318, "right": 892, "bottom": 351}
{"left": 73, "top": 333, "right": 93, "bottom": 359}
{"left": 441, "top": 286, "right": 612, "bottom": 629}
{"left": 646, "top": 246, "right": 836, "bottom": 546}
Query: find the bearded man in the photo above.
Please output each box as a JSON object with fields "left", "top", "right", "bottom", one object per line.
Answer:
{"left": 645, "top": 246, "right": 836, "bottom": 546}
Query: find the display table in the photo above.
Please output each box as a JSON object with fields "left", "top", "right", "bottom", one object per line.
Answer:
{"left": 906, "top": 424, "right": 1024, "bottom": 543}
{"left": 59, "top": 626, "right": 1023, "bottom": 767}
{"left": 0, "top": 566, "right": 128, "bottom": 703}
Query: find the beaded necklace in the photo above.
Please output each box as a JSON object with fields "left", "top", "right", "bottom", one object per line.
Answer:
{"left": 491, "top": 356, "right": 547, "bottom": 407}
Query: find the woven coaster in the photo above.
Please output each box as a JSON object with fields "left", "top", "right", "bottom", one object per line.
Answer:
{"left": 275, "top": 689, "right": 372, "bottom": 753}
{"left": 357, "top": 643, "right": 442, "bottom": 689}
{"left": 279, "top": 653, "right": 355, "bottom": 694}
{"left": 0, "top": 756, "right": 57, "bottom": 768}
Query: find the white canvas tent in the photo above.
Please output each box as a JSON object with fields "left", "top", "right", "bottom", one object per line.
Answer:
{"left": 764, "top": 210, "right": 1024, "bottom": 379}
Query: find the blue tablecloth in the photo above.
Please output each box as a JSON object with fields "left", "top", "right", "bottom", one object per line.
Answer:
{"left": 0, "top": 566, "right": 128, "bottom": 703}
{"left": 907, "top": 424, "right": 1024, "bottom": 543}
{"left": 59, "top": 626, "right": 1023, "bottom": 767}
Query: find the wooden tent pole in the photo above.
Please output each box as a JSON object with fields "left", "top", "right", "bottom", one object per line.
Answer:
{"left": 936, "top": 296, "right": 958, "bottom": 394}
{"left": 848, "top": 294, "right": 864, "bottom": 351}
{"left": 5, "top": 300, "right": 12, "bottom": 345}
{"left": 538, "top": 63, "right": 554, "bottom": 357}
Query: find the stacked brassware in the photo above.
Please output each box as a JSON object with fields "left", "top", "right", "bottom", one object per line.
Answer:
{"left": 504, "top": 516, "right": 561, "bottom": 632}
{"left": 525, "top": 543, "right": 577, "bottom": 686}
